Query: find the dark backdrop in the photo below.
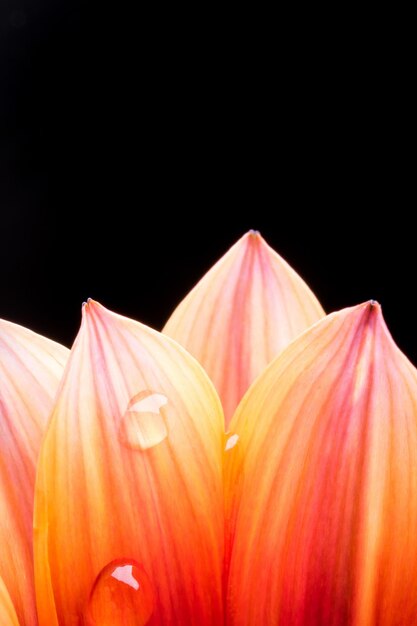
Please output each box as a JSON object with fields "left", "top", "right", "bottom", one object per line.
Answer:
{"left": 1, "top": 2, "right": 415, "bottom": 364}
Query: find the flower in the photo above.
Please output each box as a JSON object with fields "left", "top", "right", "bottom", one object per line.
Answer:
{"left": 0, "top": 233, "right": 416, "bottom": 626}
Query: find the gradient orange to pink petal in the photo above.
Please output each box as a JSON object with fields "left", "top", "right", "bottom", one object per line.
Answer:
{"left": 226, "top": 302, "right": 417, "bottom": 626}
{"left": 0, "top": 576, "right": 20, "bottom": 626}
{"left": 34, "top": 301, "right": 225, "bottom": 626}
{"left": 164, "top": 231, "right": 324, "bottom": 425}
{"left": 0, "top": 319, "right": 69, "bottom": 626}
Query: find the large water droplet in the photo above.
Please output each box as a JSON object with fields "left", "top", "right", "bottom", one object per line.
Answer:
{"left": 119, "top": 390, "right": 168, "bottom": 450}
{"left": 87, "top": 559, "right": 154, "bottom": 626}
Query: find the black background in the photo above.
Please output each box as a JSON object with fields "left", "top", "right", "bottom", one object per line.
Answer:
{"left": 1, "top": 2, "right": 415, "bottom": 364}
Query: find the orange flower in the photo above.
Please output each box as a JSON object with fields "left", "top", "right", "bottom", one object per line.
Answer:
{"left": 1, "top": 234, "right": 416, "bottom": 625}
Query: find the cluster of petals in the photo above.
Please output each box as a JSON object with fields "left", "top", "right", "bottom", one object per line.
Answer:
{"left": 0, "top": 232, "right": 416, "bottom": 626}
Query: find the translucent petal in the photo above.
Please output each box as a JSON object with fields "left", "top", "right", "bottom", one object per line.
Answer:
{"left": 227, "top": 302, "right": 417, "bottom": 625}
{"left": 0, "top": 319, "right": 68, "bottom": 626}
{"left": 0, "top": 577, "right": 20, "bottom": 626}
{"left": 164, "top": 231, "right": 324, "bottom": 424}
{"left": 34, "top": 301, "right": 225, "bottom": 626}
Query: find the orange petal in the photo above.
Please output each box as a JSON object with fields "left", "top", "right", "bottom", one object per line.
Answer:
{"left": 226, "top": 302, "right": 417, "bottom": 626}
{"left": 163, "top": 231, "right": 324, "bottom": 425}
{"left": 0, "top": 319, "right": 68, "bottom": 626}
{"left": 34, "top": 301, "right": 225, "bottom": 626}
{"left": 0, "top": 577, "right": 20, "bottom": 626}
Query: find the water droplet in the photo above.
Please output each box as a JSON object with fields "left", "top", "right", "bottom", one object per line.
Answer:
{"left": 119, "top": 390, "right": 168, "bottom": 450}
{"left": 87, "top": 559, "right": 154, "bottom": 626}
{"left": 224, "top": 433, "right": 239, "bottom": 451}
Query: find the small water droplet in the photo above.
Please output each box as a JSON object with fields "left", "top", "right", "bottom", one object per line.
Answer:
{"left": 119, "top": 390, "right": 168, "bottom": 450}
{"left": 87, "top": 559, "right": 154, "bottom": 626}
{"left": 224, "top": 433, "right": 239, "bottom": 451}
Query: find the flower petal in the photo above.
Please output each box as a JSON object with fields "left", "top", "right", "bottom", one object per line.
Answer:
{"left": 0, "top": 577, "right": 20, "bottom": 626}
{"left": 0, "top": 319, "right": 68, "bottom": 626}
{"left": 163, "top": 231, "right": 324, "bottom": 424}
{"left": 34, "top": 301, "right": 225, "bottom": 626}
{"left": 226, "top": 302, "right": 417, "bottom": 625}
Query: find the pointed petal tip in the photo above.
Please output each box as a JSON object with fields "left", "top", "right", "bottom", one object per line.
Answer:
{"left": 367, "top": 299, "right": 381, "bottom": 313}
{"left": 243, "top": 229, "right": 263, "bottom": 245}
{"left": 81, "top": 300, "right": 107, "bottom": 332}
{"left": 346, "top": 300, "right": 382, "bottom": 323}
{"left": 82, "top": 297, "right": 93, "bottom": 308}
{"left": 81, "top": 298, "right": 103, "bottom": 318}
{"left": 358, "top": 299, "right": 385, "bottom": 329}
{"left": 81, "top": 300, "right": 159, "bottom": 340}
{"left": 81, "top": 298, "right": 91, "bottom": 312}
